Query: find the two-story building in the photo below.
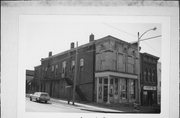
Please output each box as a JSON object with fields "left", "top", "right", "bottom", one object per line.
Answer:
{"left": 94, "top": 35, "right": 139, "bottom": 104}
{"left": 140, "top": 53, "right": 159, "bottom": 106}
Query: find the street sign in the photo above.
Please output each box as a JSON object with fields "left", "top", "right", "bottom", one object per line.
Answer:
{"left": 143, "top": 86, "right": 156, "bottom": 90}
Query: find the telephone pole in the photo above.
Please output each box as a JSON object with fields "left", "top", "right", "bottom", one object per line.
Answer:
{"left": 72, "top": 42, "right": 78, "bottom": 105}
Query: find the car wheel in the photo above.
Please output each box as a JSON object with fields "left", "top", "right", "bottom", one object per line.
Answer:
{"left": 36, "top": 98, "right": 38, "bottom": 102}
{"left": 30, "top": 97, "right": 32, "bottom": 101}
{"left": 45, "top": 101, "right": 47, "bottom": 103}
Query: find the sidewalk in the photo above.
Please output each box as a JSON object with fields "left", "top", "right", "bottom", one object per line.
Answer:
{"left": 50, "top": 98, "right": 160, "bottom": 113}
{"left": 50, "top": 98, "right": 123, "bottom": 113}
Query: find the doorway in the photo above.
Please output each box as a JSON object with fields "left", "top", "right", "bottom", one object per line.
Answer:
{"left": 103, "top": 85, "right": 108, "bottom": 102}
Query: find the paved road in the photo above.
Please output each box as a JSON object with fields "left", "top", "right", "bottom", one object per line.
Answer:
{"left": 26, "top": 98, "right": 91, "bottom": 113}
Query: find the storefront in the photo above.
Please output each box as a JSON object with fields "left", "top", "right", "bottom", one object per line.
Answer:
{"left": 141, "top": 86, "right": 157, "bottom": 106}
{"left": 95, "top": 71, "right": 138, "bottom": 104}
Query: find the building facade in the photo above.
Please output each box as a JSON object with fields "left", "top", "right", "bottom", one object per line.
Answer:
{"left": 31, "top": 34, "right": 159, "bottom": 105}
{"left": 94, "top": 36, "right": 139, "bottom": 104}
{"left": 34, "top": 37, "right": 95, "bottom": 102}
{"left": 140, "top": 53, "right": 159, "bottom": 106}
{"left": 26, "top": 70, "right": 35, "bottom": 93}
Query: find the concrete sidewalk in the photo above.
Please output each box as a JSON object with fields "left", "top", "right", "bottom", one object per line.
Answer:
{"left": 50, "top": 98, "right": 124, "bottom": 113}
{"left": 50, "top": 98, "right": 160, "bottom": 113}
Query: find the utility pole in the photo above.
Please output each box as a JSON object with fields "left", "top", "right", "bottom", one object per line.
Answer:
{"left": 72, "top": 42, "right": 78, "bottom": 105}
{"left": 137, "top": 32, "right": 141, "bottom": 105}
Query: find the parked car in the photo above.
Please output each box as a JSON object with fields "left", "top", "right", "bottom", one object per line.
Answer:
{"left": 30, "top": 92, "right": 50, "bottom": 103}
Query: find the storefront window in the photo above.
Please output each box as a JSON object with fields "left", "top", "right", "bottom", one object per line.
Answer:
{"left": 129, "top": 79, "right": 135, "bottom": 99}
{"left": 99, "top": 78, "right": 102, "bottom": 84}
{"left": 104, "top": 78, "right": 108, "bottom": 84}
{"left": 121, "top": 79, "right": 127, "bottom": 99}
{"left": 98, "top": 85, "right": 102, "bottom": 99}
{"left": 110, "top": 79, "right": 113, "bottom": 84}
{"left": 114, "top": 78, "right": 118, "bottom": 95}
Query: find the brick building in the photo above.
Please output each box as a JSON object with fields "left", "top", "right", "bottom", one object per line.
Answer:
{"left": 26, "top": 70, "right": 35, "bottom": 93}
{"left": 31, "top": 34, "right": 159, "bottom": 105}
{"left": 34, "top": 36, "right": 95, "bottom": 101}
{"left": 140, "top": 53, "right": 159, "bottom": 106}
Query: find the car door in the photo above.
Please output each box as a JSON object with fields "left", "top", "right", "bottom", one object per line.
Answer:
{"left": 33, "top": 92, "right": 37, "bottom": 101}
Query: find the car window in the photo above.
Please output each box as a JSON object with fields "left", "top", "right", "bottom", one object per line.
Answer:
{"left": 41, "top": 93, "right": 49, "bottom": 97}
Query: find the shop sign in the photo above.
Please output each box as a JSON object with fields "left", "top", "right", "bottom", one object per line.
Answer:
{"left": 143, "top": 86, "right": 156, "bottom": 90}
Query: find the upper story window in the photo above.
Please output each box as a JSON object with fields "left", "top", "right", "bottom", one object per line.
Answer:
{"left": 52, "top": 65, "right": 54, "bottom": 71}
{"left": 62, "top": 61, "right": 66, "bottom": 73}
{"left": 71, "top": 60, "right": 75, "bottom": 71}
{"left": 80, "top": 58, "right": 84, "bottom": 67}
{"left": 45, "top": 67, "right": 48, "bottom": 71}
{"left": 72, "top": 60, "right": 75, "bottom": 67}
{"left": 55, "top": 64, "right": 58, "bottom": 69}
{"left": 144, "top": 71, "right": 146, "bottom": 81}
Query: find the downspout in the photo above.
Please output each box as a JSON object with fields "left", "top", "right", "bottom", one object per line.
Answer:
{"left": 92, "top": 42, "right": 96, "bottom": 102}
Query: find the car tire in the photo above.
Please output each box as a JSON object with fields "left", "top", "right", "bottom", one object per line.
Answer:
{"left": 30, "top": 97, "right": 32, "bottom": 101}
{"left": 36, "top": 98, "right": 39, "bottom": 102}
{"left": 45, "top": 101, "right": 47, "bottom": 103}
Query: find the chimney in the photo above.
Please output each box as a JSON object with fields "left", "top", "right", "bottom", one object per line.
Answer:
{"left": 71, "top": 42, "right": 75, "bottom": 49}
{"left": 49, "top": 51, "right": 52, "bottom": 57}
{"left": 89, "top": 33, "right": 94, "bottom": 42}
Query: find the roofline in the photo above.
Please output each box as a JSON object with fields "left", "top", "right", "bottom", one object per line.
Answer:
{"left": 141, "top": 52, "right": 159, "bottom": 60}
{"left": 42, "top": 35, "right": 137, "bottom": 61}
{"left": 42, "top": 40, "right": 95, "bottom": 61}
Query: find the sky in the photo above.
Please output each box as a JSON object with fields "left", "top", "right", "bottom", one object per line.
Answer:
{"left": 20, "top": 15, "right": 161, "bottom": 70}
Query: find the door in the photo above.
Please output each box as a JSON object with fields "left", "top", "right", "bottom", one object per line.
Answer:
{"left": 103, "top": 85, "right": 108, "bottom": 102}
{"left": 147, "top": 91, "right": 153, "bottom": 106}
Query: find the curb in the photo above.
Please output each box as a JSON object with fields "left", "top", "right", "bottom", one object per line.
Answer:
{"left": 50, "top": 98, "right": 123, "bottom": 113}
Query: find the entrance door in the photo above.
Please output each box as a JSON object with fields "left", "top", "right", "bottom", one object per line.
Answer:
{"left": 103, "top": 86, "right": 108, "bottom": 102}
{"left": 147, "top": 91, "right": 153, "bottom": 106}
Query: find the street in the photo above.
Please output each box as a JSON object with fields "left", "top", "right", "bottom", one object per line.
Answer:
{"left": 26, "top": 98, "right": 91, "bottom": 113}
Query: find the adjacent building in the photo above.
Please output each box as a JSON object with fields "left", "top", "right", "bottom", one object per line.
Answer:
{"left": 140, "top": 53, "right": 159, "bottom": 106}
{"left": 26, "top": 70, "right": 35, "bottom": 93}
{"left": 29, "top": 34, "right": 159, "bottom": 106}
{"left": 157, "top": 62, "right": 161, "bottom": 105}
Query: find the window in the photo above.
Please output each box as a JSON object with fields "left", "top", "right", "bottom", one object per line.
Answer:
{"left": 144, "top": 71, "right": 146, "bottom": 82}
{"left": 71, "top": 60, "right": 75, "bottom": 71}
{"left": 121, "top": 79, "right": 127, "bottom": 99}
{"left": 55, "top": 64, "right": 58, "bottom": 69}
{"left": 129, "top": 80, "right": 135, "bottom": 99}
{"left": 55, "top": 64, "right": 58, "bottom": 76}
{"left": 80, "top": 58, "right": 84, "bottom": 67}
{"left": 104, "top": 78, "right": 108, "bottom": 84}
{"left": 148, "top": 70, "right": 151, "bottom": 82}
{"left": 117, "top": 53, "right": 125, "bottom": 72}
{"left": 52, "top": 65, "right": 54, "bottom": 71}
{"left": 99, "top": 78, "right": 102, "bottom": 84}
{"left": 114, "top": 78, "right": 118, "bottom": 95}
{"left": 110, "top": 79, "right": 113, "bottom": 85}
{"left": 127, "top": 56, "right": 134, "bottom": 73}
{"left": 80, "top": 58, "right": 84, "bottom": 71}
{"left": 146, "top": 69, "right": 148, "bottom": 82}
{"left": 62, "top": 61, "right": 66, "bottom": 73}
{"left": 152, "top": 69, "right": 155, "bottom": 82}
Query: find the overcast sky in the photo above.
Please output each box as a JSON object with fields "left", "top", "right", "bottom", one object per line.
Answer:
{"left": 19, "top": 15, "right": 161, "bottom": 70}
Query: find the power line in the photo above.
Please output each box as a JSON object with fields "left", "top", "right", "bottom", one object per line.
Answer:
{"left": 103, "top": 23, "right": 161, "bottom": 56}
{"left": 102, "top": 23, "right": 136, "bottom": 41}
